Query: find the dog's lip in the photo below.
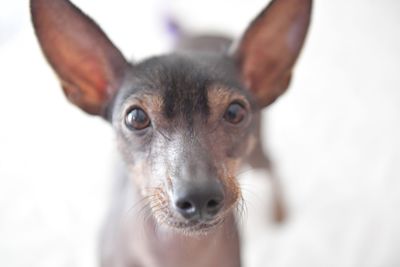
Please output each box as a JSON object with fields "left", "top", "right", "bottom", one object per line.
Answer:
{"left": 185, "top": 218, "right": 221, "bottom": 228}
{"left": 162, "top": 216, "right": 224, "bottom": 233}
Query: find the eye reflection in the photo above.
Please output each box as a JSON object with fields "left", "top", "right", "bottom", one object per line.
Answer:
{"left": 223, "top": 102, "right": 246, "bottom": 124}
{"left": 125, "top": 107, "right": 151, "bottom": 130}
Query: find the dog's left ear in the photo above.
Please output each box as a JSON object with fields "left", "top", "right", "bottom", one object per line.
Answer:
{"left": 233, "top": 0, "right": 312, "bottom": 107}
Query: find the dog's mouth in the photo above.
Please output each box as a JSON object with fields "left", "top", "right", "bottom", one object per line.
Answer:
{"left": 160, "top": 214, "right": 225, "bottom": 235}
{"left": 150, "top": 202, "right": 226, "bottom": 235}
{"left": 145, "top": 187, "right": 237, "bottom": 235}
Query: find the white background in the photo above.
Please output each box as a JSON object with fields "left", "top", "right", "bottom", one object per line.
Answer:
{"left": 1, "top": 0, "right": 400, "bottom": 266}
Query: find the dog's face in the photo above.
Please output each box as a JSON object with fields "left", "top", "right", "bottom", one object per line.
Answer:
{"left": 111, "top": 54, "right": 257, "bottom": 232}
{"left": 31, "top": 0, "right": 311, "bottom": 233}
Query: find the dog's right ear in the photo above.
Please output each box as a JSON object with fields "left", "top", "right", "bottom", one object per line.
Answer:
{"left": 31, "top": 0, "right": 129, "bottom": 116}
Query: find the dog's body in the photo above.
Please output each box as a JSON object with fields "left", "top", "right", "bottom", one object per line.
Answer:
{"left": 31, "top": 0, "right": 311, "bottom": 266}
{"left": 100, "top": 38, "right": 243, "bottom": 267}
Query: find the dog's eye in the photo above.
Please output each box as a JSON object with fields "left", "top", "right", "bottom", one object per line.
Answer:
{"left": 224, "top": 102, "right": 246, "bottom": 124}
{"left": 125, "top": 108, "right": 151, "bottom": 130}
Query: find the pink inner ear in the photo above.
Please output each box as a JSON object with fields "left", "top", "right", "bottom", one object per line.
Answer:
{"left": 60, "top": 62, "right": 108, "bottom": 113}
{"left": 286, "top": 7, "right": 312, "bottom": 54}
{"left": 233, "top": 0, "right": 312, "bottom": 107}
{"left": 31, "top": 0, "right": 129, "bottom": 116}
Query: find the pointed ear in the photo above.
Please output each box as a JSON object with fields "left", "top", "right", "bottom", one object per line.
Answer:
{"left": 233, "top": 0, "right": 312, "bottom": 107}
{"left": 30, "top": 0, "right": 129, "bottom": 116}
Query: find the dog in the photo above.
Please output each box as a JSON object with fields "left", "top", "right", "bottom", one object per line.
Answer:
{"left": 30, "top": 0, "right": 312, "bottom": 266}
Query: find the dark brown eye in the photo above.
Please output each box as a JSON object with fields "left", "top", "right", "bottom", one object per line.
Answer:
{"left": 223, "top": 102, "right": 246, "bottom": 124}
{"left": 125, "top": 108, "right": 151, "bottom": 130}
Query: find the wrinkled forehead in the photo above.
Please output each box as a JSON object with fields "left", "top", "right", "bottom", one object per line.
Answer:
{"left": 112, "top": 54, "right": 253, "bottom": 126}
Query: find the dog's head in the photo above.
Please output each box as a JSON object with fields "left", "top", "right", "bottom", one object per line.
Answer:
{"left": 31, "top": 0, "right": 311, "bottom": 234}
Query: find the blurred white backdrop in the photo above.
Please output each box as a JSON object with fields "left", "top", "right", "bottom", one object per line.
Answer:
{"left": 1, "top": 0, "right": 400, "bottom": 267}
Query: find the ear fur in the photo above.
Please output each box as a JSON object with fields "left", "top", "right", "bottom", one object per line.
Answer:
{"left": 233, "top": 0, "right": 312, "bottom": 107}
{"left": 31, "top": 0, "right": 129, "bottom": 116}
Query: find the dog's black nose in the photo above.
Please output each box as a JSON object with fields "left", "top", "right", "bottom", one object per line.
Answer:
{"left": 174, "top": 183, "right": 224, "bottom": 221}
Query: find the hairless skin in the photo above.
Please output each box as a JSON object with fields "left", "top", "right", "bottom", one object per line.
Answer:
{"left": 30, "top": 0, "right": 312, "bottom": 266}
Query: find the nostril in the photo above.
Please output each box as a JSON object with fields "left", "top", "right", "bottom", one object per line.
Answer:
{"left": 207, "top": 199, "right": 220, "bottom": 209}
{"left": 205, "top": 198, "right": 223, "bottom": 216}
{"left": 175, "top": 199, "right": 198, "bottom": 219}
{"left": 177, "top": 200, "right": 194, "bottom": 211}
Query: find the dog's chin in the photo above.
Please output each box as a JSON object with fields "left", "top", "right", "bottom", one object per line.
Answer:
{"left": 152, "top": 209, "right": 224, "bottom": 236}
{"left": 165, "top": 217, "right": 224, "bottom": 236}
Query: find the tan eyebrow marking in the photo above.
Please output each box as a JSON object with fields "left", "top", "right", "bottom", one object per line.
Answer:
{"left": 207, "top": 85, "right": 249, "bottom": 123}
